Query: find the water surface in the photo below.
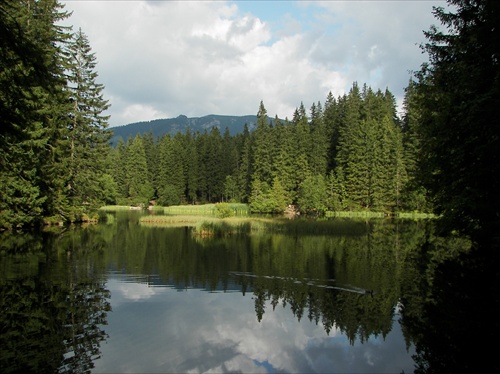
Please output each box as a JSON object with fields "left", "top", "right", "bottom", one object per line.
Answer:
{"left": 4, "top": 212, "right": 479, "bottom": 373}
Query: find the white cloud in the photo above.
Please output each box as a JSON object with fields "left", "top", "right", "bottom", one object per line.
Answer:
{"left": 62, "top": 0, "right": 442, "bottom": 127}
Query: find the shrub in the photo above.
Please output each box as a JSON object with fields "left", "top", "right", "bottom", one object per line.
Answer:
{"left": 214, "top": 203, "right": 234, "bottom": 218}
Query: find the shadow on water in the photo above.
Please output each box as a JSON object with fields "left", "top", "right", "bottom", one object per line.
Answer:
{"left": 399, "top": 238, "right": 500, "bottom": 373}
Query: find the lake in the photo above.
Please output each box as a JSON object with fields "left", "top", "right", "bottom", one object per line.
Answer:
{"left": 1, "top": 211, "right": 497, "bottom": 373}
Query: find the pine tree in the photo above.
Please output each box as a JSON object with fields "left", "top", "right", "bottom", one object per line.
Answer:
{"left": 142, "top": 130, "right": 159, "bottom": 199}
{"left": 401, "top": 80, "right": 428, "bottom": 212}
{"left": 111, "top": 137, "right": 128, "bottom": 200}
{"left": 157, "top": 134, "right": 185, "bottom": 206}
{"left": 416, "top": 0, "right": 500, "bottom": 241}
{"left": 271, "top": 118, "right": 294, "bottom": 203}
{"left": 206, "top": 127, "right": 224, "bottom": 202}
{"left": 335, "top": 83, "right": 369, "bottom": 208}
{"left": 323, "top": 91, "right": 343, "bottom": 171}
{"left": 184, "top": 128, "right": 199, "bottom": 204}
{"left": 235, "top": 124, "right": 253, "bottom": 202}
{"left": 252, "top": 101, "right": 273, "bottom": 186}
{"left": 309, "top": 102, "right": 328, "bottom": 176}
{"left": 125, "top": 134, "right": 153, "bottom": 205}
{"left": 65, "top": 27, "right": 111, "bottom": 210}
{"left": 0, "top": 0, "right": 72, "bottom": 228}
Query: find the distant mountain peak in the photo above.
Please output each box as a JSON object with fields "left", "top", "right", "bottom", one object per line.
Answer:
{"left": 109, "top": 114, "right": 262, "bottom": 145}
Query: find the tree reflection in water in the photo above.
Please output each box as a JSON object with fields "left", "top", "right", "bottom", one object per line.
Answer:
{"left": 400, "top": 237, "right": 500, "bottom": 373}
{"left": 1, "top": 215, "right": 498, "bottom": 372}
{"left": 0, "top": 229, "right": 111, "bottom": 374}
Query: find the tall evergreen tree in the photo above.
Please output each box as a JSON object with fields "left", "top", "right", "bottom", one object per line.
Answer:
{"left": 271, "top": 118, "right": 295, "bottom": 203}
{"left": 335, "top": 83, "right": 368, "bottom": 208}
{"left": 206, "top": 127, "right": 224, "bottom": 202}
{"left": 64, "top": 27, "right": 111, "bottom": 210}
{"left": 157, "top": 134, "right": 185, "bottom": 206}
{"left": 0, "top": 0, "right": 72, "bottom": 228}
{"left": 235, "top": 124, "right": 253, "bottom": 202}
{"left": 309, "top": 102, "right": 328, "bottom": 176}
{"left": 142, "top": 130, "right": 159, "bottom": 199}
{"left": 323, "top": 91, "right": 343, "bottom": 171}
{"left": 125, "top": 134, "right": 153, "bottom": 205}
{"left": 401, "top": 80, "right": 428, "bottom": 212}
{"left": 111, "top": 137, "right": 128, "bottom": 200}
{"left": 252, "top": 101, "right": 273, "bottom": 186}
{"left": 184, "top": 128, "right": 199, "bottom": 204}
{"left": 416, "top": 0, "right": 500, "bottom": 241}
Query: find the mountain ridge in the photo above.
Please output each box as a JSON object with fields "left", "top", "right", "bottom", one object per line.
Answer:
{"left": 109, "top": 114, "right": 263, "bottom": 145}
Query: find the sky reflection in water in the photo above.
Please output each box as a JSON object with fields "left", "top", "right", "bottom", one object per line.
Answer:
{"left": 92, "top": 273, "right": 415, "bottom": 373}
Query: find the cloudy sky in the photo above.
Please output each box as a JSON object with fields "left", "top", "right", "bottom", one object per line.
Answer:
{"left": 61, "top": 0, "right": 446, "bottom": 127}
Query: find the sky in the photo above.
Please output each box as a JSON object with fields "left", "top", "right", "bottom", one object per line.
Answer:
{"left": 60, "top": 0, "right": 447, "bottom": 127}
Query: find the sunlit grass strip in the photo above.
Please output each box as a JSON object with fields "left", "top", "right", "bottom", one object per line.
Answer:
{"left": 99, "top": 205, "right": 134, "bottom": 211}
{"left": 325, "top": 211, "right": 435, "bottom": 219}
{"left": 140, "top": 216, "right": 273, "bottom": 233}
{"left": 139, "top": 215, "right": 370, "bottom": 236}
{"left": 163, "top": 203, "right": 249, "bottom": 216}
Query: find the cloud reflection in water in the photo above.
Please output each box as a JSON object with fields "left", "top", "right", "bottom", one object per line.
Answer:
{"left": 92, "top": 274, "right": 414, "bottom": 373}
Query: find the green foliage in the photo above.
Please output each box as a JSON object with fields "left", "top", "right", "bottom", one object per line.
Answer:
{"left": 414, "top": 0, "right": 500, "bottom": 242}
{"left": 1, "top": 5, "right": 114, "bottom": 228}
{"left": 297, "top": 174, "right": 327, "bottom": 215}
{"left": 214, "top": 203, "right": 234, "bottom": 218}
{"left": 0, "top": 0, "right": 433, "bottom": 227}
{"left": 162, "top": 203, "right": 249, "bottom": 217}
{"left": 248, "top": 181, "right": 277, "bottom": 214}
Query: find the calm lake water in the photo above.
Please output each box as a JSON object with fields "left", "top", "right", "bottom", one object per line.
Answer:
{"left": 1, "top": 212, "right": 498, "bottom": 373}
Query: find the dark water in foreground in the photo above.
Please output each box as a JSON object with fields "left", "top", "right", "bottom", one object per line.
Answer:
{"left": 1, "top": 212, "right": 498, "bottom": 373}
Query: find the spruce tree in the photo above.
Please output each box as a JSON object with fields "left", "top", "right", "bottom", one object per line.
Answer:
{"left": 271, "top": 118, "right": 294, "bottom": 203}
{"left": 65, "top": 27, "right": 111, "bottom": 210}
{"left": 157, "top": 134, "right": 185, "bottom": 206}
{"left": 252, "top": 101, "right": 273, "bottom": 186}
{"left": 0, "top": 0, "right": 72, "bottom": 228}
{"left": 416, "top": 0, "right": 500, "bottom": 241}
{"left": 235, "top": 124, "right": 253, "bottom": 202}
{"left": 111, "top": 137, "right": 128, "bottom": 201}
{"left": 184, "top": 128, "right": 199, "bottom": 204}
{"left": 309, "top": 102, "right": 328, "bottom": 176}
{"left": 401, "top": 80, "right": 428, "bottom": 212}
{"left": 125, "top": 134, "right": 153, "bottom": 205}
{"left": 206, "top": 127, "right": 224, "bottom": 202}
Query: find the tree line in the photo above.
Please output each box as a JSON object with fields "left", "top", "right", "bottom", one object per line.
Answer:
{"left": 108, "top": 85, "right": 426, "bottom": 216}
{"left": 2, "top": 0, "right": 499, "bottom": 244}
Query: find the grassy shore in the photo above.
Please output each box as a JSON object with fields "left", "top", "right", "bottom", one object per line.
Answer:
{"left": 102, "top": 204, "right": 434, "bottom": 237}
{"left": 139, "top": 215, "right": 375, "bottom": 237}
{"left": 163, "top": 203, "right": 249, "bottom": 216}
{"left": 98, "top": 205, "right": 136, "bottom": 211}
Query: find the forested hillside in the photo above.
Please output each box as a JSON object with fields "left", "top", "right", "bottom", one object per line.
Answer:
{"left": 109, "top": 86, "right": 427, "bottom": 216}
{"left": 109, "top": 114, "right": 265, "bottom": 146}
{"left": 1, "top": 0, "right": 498, "bottom": 244}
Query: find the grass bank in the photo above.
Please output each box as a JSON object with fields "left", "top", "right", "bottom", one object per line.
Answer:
{"left": 139, "top": 215, "right": 372, "bottom": 237}
{"left": 99, "top": 205, "right": 137, "bottom": 211}
{"left": 326, "top": 211, "right": 435, "bottom": 219}
{"left": 163, "top": 203, "right": 249, "bottom": 216}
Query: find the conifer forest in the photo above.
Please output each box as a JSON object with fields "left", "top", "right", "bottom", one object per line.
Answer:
{"left": 1, "top": 0, "right": 499, "bottom": 246}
